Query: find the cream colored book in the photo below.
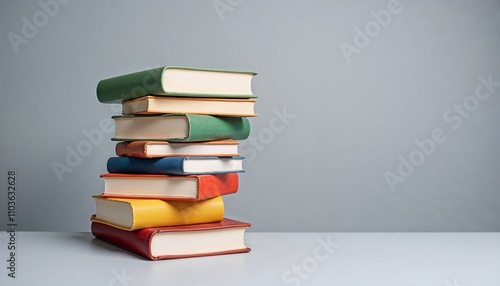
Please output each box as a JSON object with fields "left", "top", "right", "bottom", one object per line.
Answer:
{"left": 115, "top": 139, "right": 240, "bottom": 158}
{"left": 122, "top": 96, "right": 257, "bottom": 117}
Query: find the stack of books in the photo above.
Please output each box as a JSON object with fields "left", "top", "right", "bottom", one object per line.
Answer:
{"left": 90, "top": 66, "right": 257, "bottom": 260}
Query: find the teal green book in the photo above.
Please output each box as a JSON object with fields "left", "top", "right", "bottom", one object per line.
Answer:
{"left": 112, "top": 114, "right": 251, "bottom": 142}
{"left": 97, "top": 66, "right": 257, "bottom": 103}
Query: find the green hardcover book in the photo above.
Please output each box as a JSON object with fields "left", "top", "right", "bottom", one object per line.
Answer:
{"left": 97, "top": 66, "right": 257, "bottom": 103}
{"left": 112, "top": 114, "right": 251, "bottom": 142}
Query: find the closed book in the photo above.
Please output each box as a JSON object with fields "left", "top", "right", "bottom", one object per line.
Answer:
{"left": 112, "top": 114, "right": 250, "bottom": 142}
{"left": 115, "top": 139, "right": 240, "bottom": 158}
{"left": 91, "top": 196, "right": 224, "bottom": 231}
{"left": 122, "top": 96, "right": 257, "bottom": 117}
{"left": 97, "top": 66, "right": 257, "bottom": 103}
{"left": 107, "top": 156, "right": 244, "bottom": 175}
{"left": 91, "top": 218, "right": 251, "bottom": 260}
{"left": 99, "top": 173, "right": 238, "bottom": 200}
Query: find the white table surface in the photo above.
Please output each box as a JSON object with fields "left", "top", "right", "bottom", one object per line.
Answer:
{"left": 1, "top": 232, "right": 499, "bottom": 285}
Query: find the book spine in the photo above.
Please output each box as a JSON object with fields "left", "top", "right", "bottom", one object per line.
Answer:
{"left": 180, "top": 115, "right": 250, "bottom": 142}
{"left": 115, "top": 141, "right": 149, "bottom": 158}
{"left": 91, "top": 222, "right": 156, "bottom": 260}
{"left": 197, "top": 173, "right": 239, "bottom": 200}
{"left": 97, "top": 67, "right": 165, "bottom": 103}
{"left": 106, "top": 157, "right": 186, "bottom": 175}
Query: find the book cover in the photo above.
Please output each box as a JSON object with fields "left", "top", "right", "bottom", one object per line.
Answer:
{"left": 106, "top": 156, "right": 244, "bottom": 175}
{"left": 99, "top": 173, "right": 239, "bottom": 200}
{"left": 112, "top": 114, "right": 251, "bottom": 142}
{"left": 91, "top": 196, "right": 224, "bottom": 231}
{"left": 91, "top": 218, "right": 251, "bottom": 260}
{"left": 97, "top": 66, "right": 257, "bottom": 103}
{"left": 114, "top": 140, "right": 240, "bottom": 158}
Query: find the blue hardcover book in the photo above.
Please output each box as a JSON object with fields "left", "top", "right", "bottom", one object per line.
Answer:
{"left": 107, "top": 156, "right": 244, "bottom": 175}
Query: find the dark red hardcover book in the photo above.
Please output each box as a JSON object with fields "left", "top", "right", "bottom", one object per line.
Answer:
{"left": 91, "top": 218, "right": 251, "bottom": 260}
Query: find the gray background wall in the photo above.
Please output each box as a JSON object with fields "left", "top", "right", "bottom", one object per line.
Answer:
{"left": 1, "top": 0, "right": 499, "bottom": 232}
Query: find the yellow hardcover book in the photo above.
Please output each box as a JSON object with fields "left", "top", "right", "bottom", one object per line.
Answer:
{"left": 90, "top": 196, "right": 224, "bottom": 231}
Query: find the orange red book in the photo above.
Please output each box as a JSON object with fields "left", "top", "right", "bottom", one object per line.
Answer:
{"left": 90, "top": 66, "right": 257, "bottom": 260}
{"left": 99, "top": 173, "right": 239, "bottom": 200}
